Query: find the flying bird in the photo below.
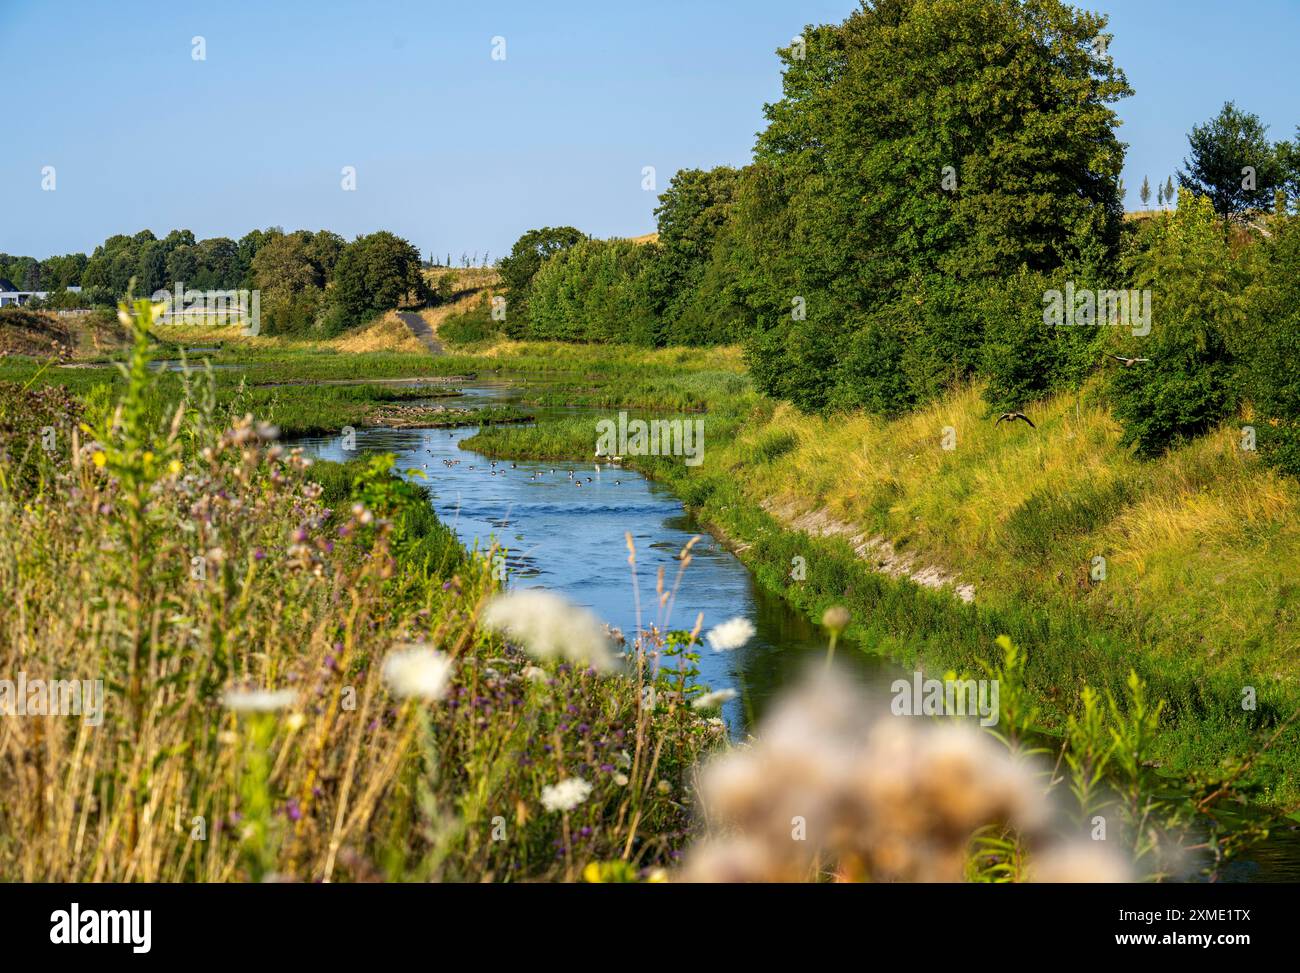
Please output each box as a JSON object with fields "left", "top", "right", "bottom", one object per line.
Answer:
{"left": 996, "top": 412, "right": 1036, "bottom": 429}
{"left": 1108, "top": 354, "right": 1151, "bottom": 368}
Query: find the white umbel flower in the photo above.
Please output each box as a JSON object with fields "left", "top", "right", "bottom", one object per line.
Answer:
{"left": 693, "top": 688, "right": 738, "bottom": 710}
{"left": 382, "top": 644, "right": 455, "bottom": 701}
{"left": 706, "top": 617, "right": 756, "bottom": 652}
{"left": 521, "top": 665, "right": 549, "bottom": 683}
{"left": 481, "top": 590, "right": 617, "bottom": 671}
{"left": 221, "top": 688, "right": 297, "bottom": 713}
{"left": 541, "top": 777, "right": 593, "bottom": 812}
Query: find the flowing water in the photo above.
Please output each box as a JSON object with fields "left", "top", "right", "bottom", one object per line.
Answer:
{"left": 294, "top": 376, "right": 1300, "bottom": 882}
{"left": 294, "top": 401, "right": 901, "bottom": 732}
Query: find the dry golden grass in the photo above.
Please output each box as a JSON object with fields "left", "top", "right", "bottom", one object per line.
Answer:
{"left": 327, "top": 312, "right": 427, "bottom": 354}
{"left": 714, "top": 378, "right": 1300, "bottom": 678}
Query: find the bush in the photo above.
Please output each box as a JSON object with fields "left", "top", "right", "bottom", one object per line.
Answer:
{"left": 526, "top": 238, "right": 663, "bottom": 345}
{"left": 0, "top": 382, "right": 81, "bottom": 493}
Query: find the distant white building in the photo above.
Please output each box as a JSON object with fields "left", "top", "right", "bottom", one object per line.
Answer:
{"left": 0, "top": 277, "right": 51, "bottom": 306}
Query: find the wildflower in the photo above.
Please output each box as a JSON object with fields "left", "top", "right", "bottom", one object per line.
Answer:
{"left": 692, "top": 688, "right": 738, "bottom": 710}
{"left": 682, "top": 669, "right": 1057, "bottom": 883}
{"left": 521, "top": 665, "right": 548, "bottom": 683}
{"left": 613, "top": 773, "right": 629, "bottom": 787}
{"left": 92, "top": 451, "right": 107, "bottom": 468}
{"left": 221, "top": 688, "right": 297, "bottom": 713}
{"left": 169, "top": 459, "right": 182, "bottom": 475}
{"left": 382, "top": 644, "right": 455, "bottom": 701}
{"left": 821, "top": 605, "right": 851, "bottom": 634}
{"left": 1029, "top": 842, "right": 1132, "bottom": 883}
{"left": 541, "top": 777, "right": 592, "bottom": 813}
{"left": 705, "top": 617, "right": 755, "bottom": 652}
{"left": 481, "top": 590, "right": 617, "bottom": 671}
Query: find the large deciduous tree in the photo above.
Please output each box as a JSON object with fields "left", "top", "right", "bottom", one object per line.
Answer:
{"left": 497, "top": 226, "right": 586, "bottom": 336}
{"left": 330, "top": 231, "right": 426, "bottom": 328}
{"left": 733, "top": 0, "right": 1132, "bottom": 412}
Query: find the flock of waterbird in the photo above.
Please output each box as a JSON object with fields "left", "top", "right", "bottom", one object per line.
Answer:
{"left": 411, "top": 431, "right": 624, "bottom": 486}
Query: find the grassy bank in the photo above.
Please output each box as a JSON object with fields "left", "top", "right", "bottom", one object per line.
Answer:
{"left": 7, "top": 308, "right": 1296, "bottom": 878}
{"left": 10, "top": 320, "right": 1295, "bottom": 809}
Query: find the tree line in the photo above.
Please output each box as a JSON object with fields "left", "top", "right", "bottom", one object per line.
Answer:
{"left": 494, "top": 0, "right": 1300, "bottom": 476}
{"left": 2, "top": 226, "right": 426, "bottom": 336}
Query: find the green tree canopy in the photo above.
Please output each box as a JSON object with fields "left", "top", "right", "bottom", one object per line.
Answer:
{"left": 734, "top": 0, "right": 1132, "bottom": 412}
{"left": 497, "top": 226, "right": 586, "bottom": 335}
{"left": 330, "top": 231, "right": 426, "bottom": 327}
{"left": 1178, "top": 102, "right": 1284, "bottom": 221}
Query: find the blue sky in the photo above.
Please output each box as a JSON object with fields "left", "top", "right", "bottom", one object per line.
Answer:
{"left": 2, "top": 0, "right": 1298, "bottom": 260}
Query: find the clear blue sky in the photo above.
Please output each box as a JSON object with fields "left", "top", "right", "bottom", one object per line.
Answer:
{"left": 2, "top": 0, "right": 1298, "bottom": 260}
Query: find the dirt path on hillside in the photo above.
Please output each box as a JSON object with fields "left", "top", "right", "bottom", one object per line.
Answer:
{"left": 397, "top": 311, "right": 444, "bottom": 354}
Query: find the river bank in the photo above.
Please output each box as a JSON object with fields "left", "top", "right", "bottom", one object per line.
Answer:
{"left": 437, "top": 350, "right": 1300, "bottom": 816}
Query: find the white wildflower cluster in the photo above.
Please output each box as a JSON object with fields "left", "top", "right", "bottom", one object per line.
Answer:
{"left": 680, "top": 669, "right": 1132, "bottom": 884}
{"left": 221, "top": 688, "right": 297, "bottom": 713}
{"left": 705, "top": 617, "right": 755, "bottom": 652}
{"left": 481, "top": 590, "right": 618, "bottom": 671}
{"left": 382, "top": 643, "right": 455, "bottom": 701}
{"left": 541, "top": 777, "right": 592, "bottom": 812}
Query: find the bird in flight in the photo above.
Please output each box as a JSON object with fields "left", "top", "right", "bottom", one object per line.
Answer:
{"left": 996, "top": 412, "right": 1036, "bottom": 429}
{"left": 1107, "top": 354, "right": 1151, "bottom": 368}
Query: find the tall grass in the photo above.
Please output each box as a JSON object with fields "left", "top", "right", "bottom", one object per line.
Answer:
{"left": 0, "top": 301, "right": 717, "bottom": 882}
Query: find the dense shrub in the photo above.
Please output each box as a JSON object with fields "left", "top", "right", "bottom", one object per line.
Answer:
{"left": 1238, "top": 215, "right": 1300, "bottom": 474}
{"left": 1107, "top": 195, "right": 1245, "bottom": 456}
{"left": 496, "top": 226, "right": 586, "bottom": 336}
{"left": 526, "top": 238, "right": 663, "bottom": 345}
{"left": 0, "top": 381, "right": 81, "bottom": 493}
